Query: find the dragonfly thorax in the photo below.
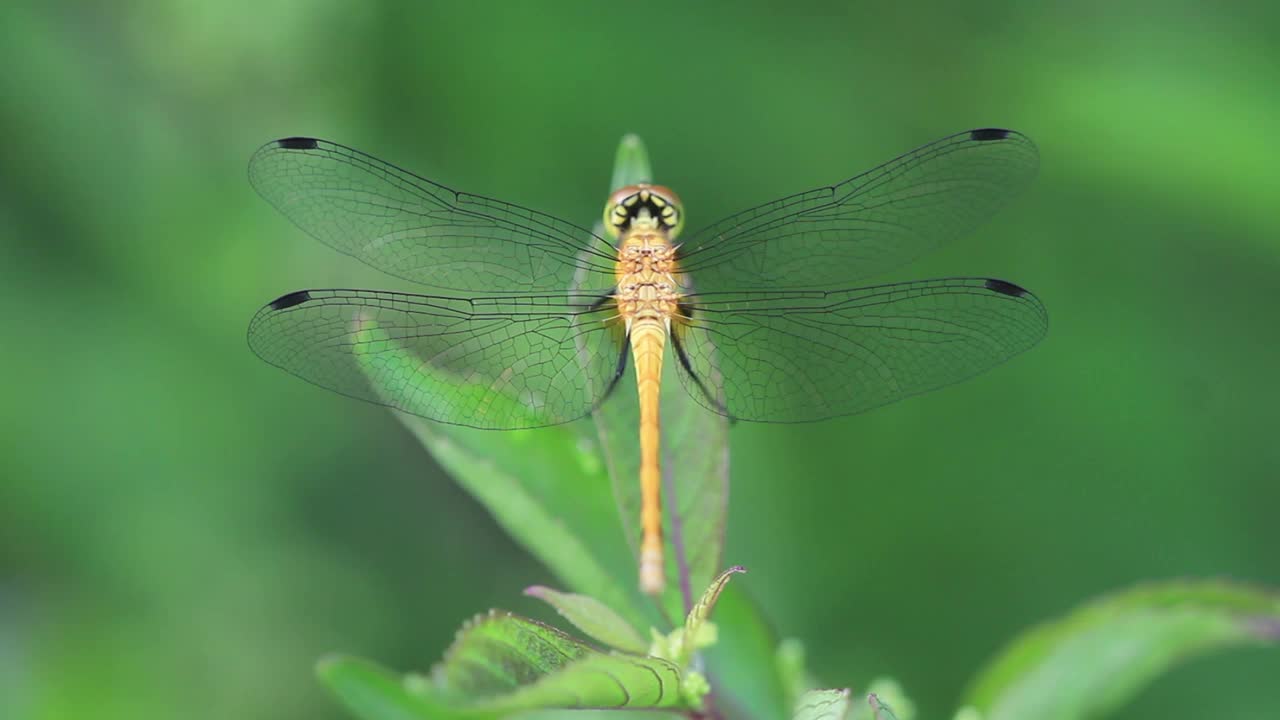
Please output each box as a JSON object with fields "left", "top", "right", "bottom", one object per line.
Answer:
{"left": 615, "top": 232, "right": 681, "bottom": 328}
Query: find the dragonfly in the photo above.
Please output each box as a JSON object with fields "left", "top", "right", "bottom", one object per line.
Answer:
{"left": 246, "top": 128, "right": 1047, "bottom": 595}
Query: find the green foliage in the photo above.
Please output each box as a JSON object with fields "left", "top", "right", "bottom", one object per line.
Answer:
{"left": 962, "top": 581, "right": 1280, "bottom": 720}
{"left": 317, "top": 568, "right": 757, "bottom": 718}
{"left": 792, "top": 689, "right": 901, "bottom": 720}
{"left": 398, "top": 415, "right": 651, "bottom": 629}
{"left": 320, "top": 614, "right": 687, "bottom": 718}
{"left": 611, "top": 134, "right": 653, "bottom": 191}
{"left": 352, "top": 315, "right": 651, "bottom": 626}
{"left": 430, "top": 611, "right": 685, "bottom": 712}
{"left": 649, "top": 566, "right": 744, "bottom": 668}
{"left": 677, "top": 566, "right": 745, "bottom": 664}
{"left": 793, "top": 689, "right": 852, "bottom": 720}
{"left": 855, "top": 680, "right": 912, "bottom": 720}
{"left": 319, "top": 657, "right": 472, "bottom": 720}
{"left": 321, "top": 574, "right": 1280, "bottom": 720}
{"left": 524, "top": 586, "right": 649, "bottom": 654}
{"left": 867, "top": 695, "right": 899, "bottom": 720}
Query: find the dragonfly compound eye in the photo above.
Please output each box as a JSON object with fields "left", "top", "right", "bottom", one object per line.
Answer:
{"left": 603, "top": 183, "right": 685, "bottom": 239}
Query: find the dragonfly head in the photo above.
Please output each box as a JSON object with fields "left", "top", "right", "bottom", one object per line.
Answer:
{"left": 603, "top": 184, "right": 684, "bottom": 240}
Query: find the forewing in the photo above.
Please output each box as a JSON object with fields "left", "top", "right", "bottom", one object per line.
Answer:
{"left": 678, "top": 129, "right": 1038, "bottom": 290}
{"left": 673, "top": 278, "right": 1047, "bottom": 422}
{"left": 248, "top": 138, "right": 617, "bottom": 293}
{"left": 247, "top": 289, "right": 626, "bottom": 429}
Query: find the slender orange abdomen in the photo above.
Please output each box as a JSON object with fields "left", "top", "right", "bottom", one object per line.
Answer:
{"left": 631, "top": 318, "right": 666, "bottom": 594}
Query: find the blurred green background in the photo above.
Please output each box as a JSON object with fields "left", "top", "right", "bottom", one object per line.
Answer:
{"left": 3, "top": 1, "right": 1278, "bottom": 718}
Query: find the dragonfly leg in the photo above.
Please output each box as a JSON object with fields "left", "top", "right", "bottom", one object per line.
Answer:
{"left": 672, "top": 307, "right": 733, "bottom": 419}
{"left": 598, "top": 338, "right": 631, "bottom": 404}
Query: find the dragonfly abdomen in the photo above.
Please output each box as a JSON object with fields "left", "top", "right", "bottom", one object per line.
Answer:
{"left": 630, "top": 317, "right": 666, "bottom": 594}
{"left": 610, "top": 186, "right": 684, "bottom": 595}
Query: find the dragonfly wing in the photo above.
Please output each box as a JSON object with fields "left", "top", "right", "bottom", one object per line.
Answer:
{"left": 247, "top": 289, "right": 626, "bottom": 429}
{"left": 673, "top": 278, "right": 1047, "bottom": 422}
{"left": 678, "top": 129, "right": 1038, "bottom": 290}
{"left": 249, "top": 138, "right": 617, "bottom": 293}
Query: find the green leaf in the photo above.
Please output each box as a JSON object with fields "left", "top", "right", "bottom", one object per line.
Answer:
{"left": 523, "top": 585, "right": 649, "bottom": 654}
{"left": 793, "top": 689, "right": 852, "bottom": 720}
{"left": 775, "top": 637, "right": 809, "bottom": 713}
{"left": 703, "top": 578, "right": 792, "bottom": 720}
{"left": 783, "top": 676, "right": 906, "bottom": 717}
{"left": 353, "top": 316, "right": 655, "bottom": 631}
{"left": 317, "top": 655, "right": 479, "bottom": 720}
{"left": 611, "top": 133, "right": 653, "bottom": 190}
{"left": 394, "top": 416, "right": 654, "bottom": 630}
{"left": 430, "top": 611, "right": 688, "bottom": 712}
{"left": 962, "top": 580, "right": 1280, "bottom": 720}
{"left": 650, "top": 566, "right": 745, "bottom": 667}
{"left": 321, "top": 614, "right": 690, "bottom": 720}
{"left": 867, "top": 694, "right": 900, "bottom": 720}
{"left": 848, "top": 679, "right": 913, "bottom": 720}
{"left": 683, "top": 566, "right": 745, "bottom": 655}
{"left": 863, "top": 679, "right": 912, "bottom": 720}
{"left": 512, "top": 713, "right": 677, "bottom": 720}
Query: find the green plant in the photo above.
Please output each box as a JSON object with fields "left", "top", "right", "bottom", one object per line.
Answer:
{"left": 315, "top": 136, "right": 1280, "bottom": 720}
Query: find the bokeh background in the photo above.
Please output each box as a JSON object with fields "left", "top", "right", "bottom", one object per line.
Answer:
{"left": 3, "top": 1, "right": 1278, "bottom": 718}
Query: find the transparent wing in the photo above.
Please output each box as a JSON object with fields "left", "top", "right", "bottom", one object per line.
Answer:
{"left": 248, "top": 138, "right": 617, "bottom": 293}
{"left": 247, "top": 289, "right": 626, "bottom": 429}
{"left": 673, "top": 278, "right": 1047, "bottom": 422}
{"left": 677, "top": 129, "right": 1038, "bottom": 291}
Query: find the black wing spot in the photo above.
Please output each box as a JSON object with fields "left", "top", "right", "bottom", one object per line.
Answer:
{"left": 268, "top": 290, "right": 313, "bottom": 310}
{"left": 276, "top": 137, "right": 319, "bottom": 150}
{"left": 969, "top": 128, "right": 1012, "bottom": 142}
{"left": 985, "top": 278, "right": 1028, "bottom": 297}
